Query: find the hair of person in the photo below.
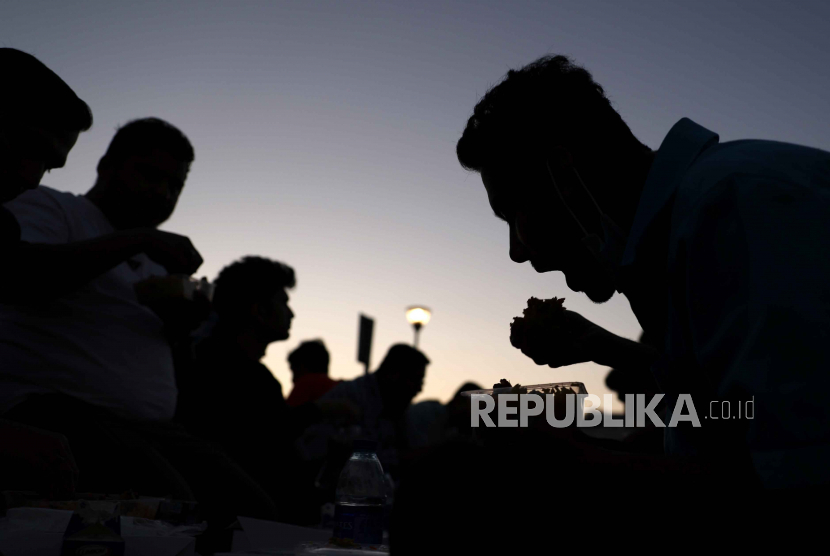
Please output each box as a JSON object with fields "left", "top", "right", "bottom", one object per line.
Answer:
{"left": 456, "top": 54, "right": 649, "bottom": 175}
{"left": 376, "top": 344, "right": 430, "bottom": 375}
{"left": 288, "top": 339, "right": 330, "bottom": 373}
{"left": 453, "top": 382, "right": 482, "bottom": 398}
{"left": 0, "top": 48, "right": 92, "bottom": 132}
{"left": 212, "top": 256, "right": 295, "bottom": 322}
{"left": 102, "top": 117, "right": 194, "bottom": 167}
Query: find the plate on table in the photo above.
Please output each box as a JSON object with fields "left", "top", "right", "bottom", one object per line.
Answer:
{"left": 460, "top": 381, "right": 587, "bottom": 397}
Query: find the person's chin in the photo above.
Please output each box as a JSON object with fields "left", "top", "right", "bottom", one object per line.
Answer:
{"left": 529, "top": 259, "right": 556, "bottom": 273}
{"left": 583, "top": 282, "right": 615, "bottom": 304}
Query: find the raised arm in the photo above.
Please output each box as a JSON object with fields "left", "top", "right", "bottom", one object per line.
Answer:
{"left": 3, "top": 228, "right": 203, "bottom": 301}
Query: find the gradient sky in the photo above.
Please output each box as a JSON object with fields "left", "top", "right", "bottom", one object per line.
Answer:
{"left": 3, "top": 0, "right": 829, "bottom": 410}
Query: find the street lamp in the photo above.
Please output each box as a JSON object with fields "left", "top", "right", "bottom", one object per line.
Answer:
{"left": 405, "top": 306, "right": 431, "bottom": 348}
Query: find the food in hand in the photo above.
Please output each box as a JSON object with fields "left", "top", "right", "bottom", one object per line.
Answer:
{"left": 510, "top": 296, "right": 567, "bottom": 352}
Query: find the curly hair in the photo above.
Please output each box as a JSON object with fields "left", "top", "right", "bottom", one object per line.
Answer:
{"left": 457, "top": 55, "right": 647, "bottom": 173}
{"left": 213, "top": 256, "right": 295, "bottom": 321}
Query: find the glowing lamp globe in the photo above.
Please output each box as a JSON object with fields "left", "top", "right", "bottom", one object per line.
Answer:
{"left": 405, "top": 306, "right": 431, "bottom": 347}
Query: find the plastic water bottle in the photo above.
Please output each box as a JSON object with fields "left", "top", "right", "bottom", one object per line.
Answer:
{"left": 332, "top": 440, "right": 387, "bottom": 546}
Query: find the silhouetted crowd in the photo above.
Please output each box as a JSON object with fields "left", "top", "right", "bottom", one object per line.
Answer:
{"left": 3, "top": 47, "right": 830, "bottom": 553}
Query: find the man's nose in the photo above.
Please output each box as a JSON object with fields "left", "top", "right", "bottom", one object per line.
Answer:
{"left": 509, "top": 225, "right": 530, "bottom": 263}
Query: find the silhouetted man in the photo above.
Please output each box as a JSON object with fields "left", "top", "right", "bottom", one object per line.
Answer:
{"left": 287, "top": 339, "right": 339, "bottom": 407}
{"left": 0, "top": 49, "right": 203, "bottom": 497}
{"left": 313, "top": 344, "right": 429, "bottom": 476}
{"left": 455, "top": 55, "right": 830, "bottom": 488}
{"left": 2, "top": 119, "right": 277, "bottom": 528}
{"left": 2, "top": 118, "right": 202, "bottom": 423}
{"left": 1, "top": 49, "right": 200, "bottom": 300}
{"left": 405, "top": 381, "right": 481, "bottom": 450}
{"left": 177, "top": 256, "right": 353, "bottom": 524}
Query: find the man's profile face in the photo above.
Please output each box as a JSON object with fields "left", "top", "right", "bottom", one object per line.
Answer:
{"left": 0, "top": 123, "right": 79, "bottom": 203}
{"left": 481, "top": 164, "right": 616, "bottom": 303}
{"left": 387, "top": 364, "right": 426, "bottom": 415}
{"left": 103, "top": 148, "right": 189, "bottom": 228}
{"left": 257, "top": 289, "right": 294, "bottom": 343}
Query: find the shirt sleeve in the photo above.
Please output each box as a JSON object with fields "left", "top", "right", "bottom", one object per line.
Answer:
{"left": 676, "top": 173, "right": 830, "bottom": 487}
{"left": 3, "top": 188, "right": 70, "bottom": 244}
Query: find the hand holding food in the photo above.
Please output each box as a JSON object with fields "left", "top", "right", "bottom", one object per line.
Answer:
{"left": 134, "top": 275, "right": 213, "bottom": 334}
{"left": 141, "top": 229, "right": 203, "bottom": 275}
{"left": 510, "top": 297, "right": 612, "bottom": 368}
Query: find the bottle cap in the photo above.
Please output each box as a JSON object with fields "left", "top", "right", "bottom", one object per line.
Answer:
{"left": 353, "top": 439, "right": 378, "bottom": 453}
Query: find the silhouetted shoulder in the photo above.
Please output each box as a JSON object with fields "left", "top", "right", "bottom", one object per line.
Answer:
{"left": 684, "top": 139, "right": 830, "bottom": 194}
{"left": 671, "top": 139, "right": 830, "bottom": 230}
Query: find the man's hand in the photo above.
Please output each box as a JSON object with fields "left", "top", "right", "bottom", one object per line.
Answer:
{"left": 519, "top": 310, "right": 616, "bottom": 368}
{"left": 141, "top": 229, "right": 203, "bottom": 275}
{"left": 519, "top": 310, "right": 661, "bottom": 371}
{"left": 134, "top": 276, "right": 212, "bottom": 337}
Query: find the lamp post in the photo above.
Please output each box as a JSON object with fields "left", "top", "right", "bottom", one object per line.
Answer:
{"left": 405, "top": 306, "right": 431, "bottom": 348}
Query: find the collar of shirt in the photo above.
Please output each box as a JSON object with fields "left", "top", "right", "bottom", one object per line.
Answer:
{"left": 620, "top": 118, "right": 720, "bottom": 271}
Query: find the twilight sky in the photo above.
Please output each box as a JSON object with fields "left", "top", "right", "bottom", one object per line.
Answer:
{"left": 3, "top": 0, "right": 829, "bottom": 409}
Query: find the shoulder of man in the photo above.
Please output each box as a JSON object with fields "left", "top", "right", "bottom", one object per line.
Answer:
{"left": 682, "top": 138, "right": 829, "bottom": 197}
{"left": 671, "top": 139, "right": 830, "bottom": 233}
{"left": 3, "top": 185, "right": 75, "bottom": 243}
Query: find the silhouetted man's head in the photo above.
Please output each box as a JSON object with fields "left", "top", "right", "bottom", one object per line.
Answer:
{"left": 457, "top": 55, "right": 652, "bottom": 303}
{"left": 93, "top": 118, "right": 194, "bottom": 229}
{"left": 213, "top": 256, "right": 296, "bottom": 344}
{"left": 375, "top": 344, "right": 429, "bottom": 417}
{"left": 288, "top": 339, "right": 330, "bottom": 382}
{"left": 0, "top": 48, "right": 92, "bottom": 203}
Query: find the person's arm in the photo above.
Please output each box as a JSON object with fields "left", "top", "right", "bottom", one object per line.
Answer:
{"left": 517, "top": 309, "right": 660, "bottom": 370}
{"left": 591, "top": 331, "right": 661, "bottom": 369}
{"left": 2, "top": 228, "right": 203, "bottom": 301}
{"left": 675, "top": 174, "right": 830, "bottom": 487}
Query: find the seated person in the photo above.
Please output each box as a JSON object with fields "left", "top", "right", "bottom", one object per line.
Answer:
{"left": 176, "top": 256, "right": 352, "bottom": 524}
{"left": 1, "top": 119, "right": 276, "bottom": 529}
{"left": 301, "top": 344, "right": 429, "bottom": 479}
{"left": 286, "top": 339, "right": 339, "bottom": 407}
{"left": 1, "top": 48, "right": 203, "bottom": 301}
{"left": 406, "top": 381, "right": 482, "bottom": 451}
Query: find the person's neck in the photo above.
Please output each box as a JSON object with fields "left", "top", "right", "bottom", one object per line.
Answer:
{"left": 220, "top": 325, "right": 271, "bottom": 362}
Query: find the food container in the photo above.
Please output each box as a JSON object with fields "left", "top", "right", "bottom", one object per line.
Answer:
{"left": 460, "top": 381, "right": 587, "bottom": 397}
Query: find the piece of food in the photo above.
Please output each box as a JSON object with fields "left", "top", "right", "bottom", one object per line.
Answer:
{"left": 510, "top": 296, "right": 567, "bottom": 352}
